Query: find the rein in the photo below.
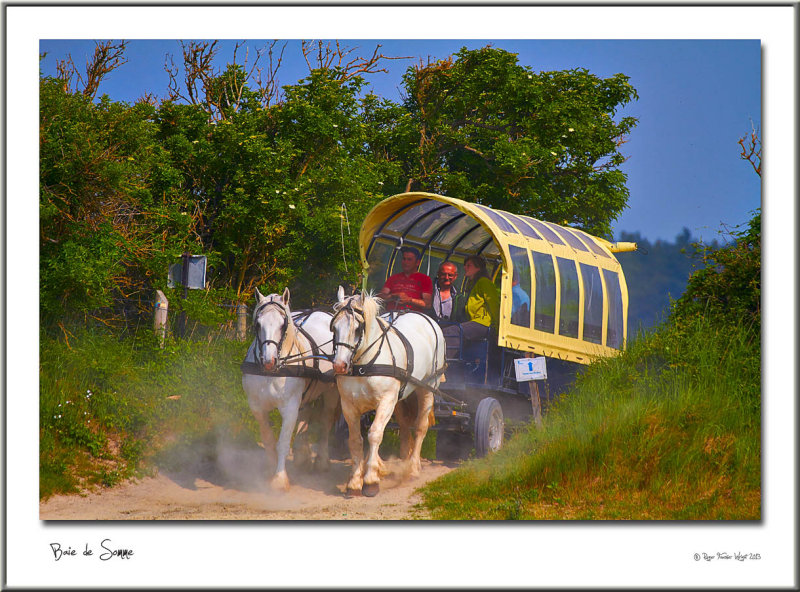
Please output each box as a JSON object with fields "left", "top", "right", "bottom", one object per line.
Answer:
{"left": 252, "top": 300, "right": 291, "bottom": 360}
{"left": 245, "top": 303, "right": 334, "bottom": 384}
{"left": 332, "top": 302, "right": 449, "bottom": 397}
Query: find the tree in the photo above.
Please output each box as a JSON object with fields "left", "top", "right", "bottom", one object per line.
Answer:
{"left": 156, "top": 58, "right": 402, "bottom": 305}
{"left": 397, "top": 46, "right": 639, "bottom": 238}
{"left": 39, "top": 77, "right": 187, "bottom": 322}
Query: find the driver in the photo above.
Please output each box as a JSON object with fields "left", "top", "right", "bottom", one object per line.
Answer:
{"left": 378, "top": 246, "right": 433, "bottom": 313}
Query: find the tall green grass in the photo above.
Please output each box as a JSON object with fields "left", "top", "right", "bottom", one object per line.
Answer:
{"left": 40, "top": 327, "right": 256, "bottom": 499}
{"left": 420, "top": 313, "right": 761, "bottom": 520}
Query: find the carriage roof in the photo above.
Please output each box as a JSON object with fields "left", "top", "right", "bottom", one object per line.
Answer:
{"left": 359, "top": 192, "right": 634, "bottom": 365}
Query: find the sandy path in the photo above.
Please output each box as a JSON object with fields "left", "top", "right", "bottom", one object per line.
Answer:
{"left": 39, "top": 453, "right": 457, "bottom": 520}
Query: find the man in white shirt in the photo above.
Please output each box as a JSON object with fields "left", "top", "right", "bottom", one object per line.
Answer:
{"left": 431, "top": 261, "right": 461, "bottom": 321}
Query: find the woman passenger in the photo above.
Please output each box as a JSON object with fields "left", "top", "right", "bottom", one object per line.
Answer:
{"left": 442, "top": 255, "right": 500, "bottom": 359}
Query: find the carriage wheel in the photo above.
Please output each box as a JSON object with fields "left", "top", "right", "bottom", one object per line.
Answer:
{"left": 474, "top": 397, "right": 504, "bottom": 457}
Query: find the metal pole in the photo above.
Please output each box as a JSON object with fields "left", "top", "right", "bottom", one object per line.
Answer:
{"left": 178, "top": 252, "right": 190, "bottom": 338}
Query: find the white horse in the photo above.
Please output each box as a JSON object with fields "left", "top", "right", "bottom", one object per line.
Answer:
{"left": 242, "top": 288, "right": 339, "bottom": 491}
{"left": 331, "top": 287, "right": 446, "bottom": 497}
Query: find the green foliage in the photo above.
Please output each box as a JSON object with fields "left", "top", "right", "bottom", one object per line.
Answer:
{"left": 40, "top": 78, "right": 188, "bottom": 321}
{"left": 672, "top": 210, "right": 761, "bottom": 331}
{"left": 400, "top": 46, "right": 639, "bottom": 237}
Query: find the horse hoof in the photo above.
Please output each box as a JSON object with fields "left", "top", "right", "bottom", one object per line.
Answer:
{"left": 361, "top": 482, "right": 380, "bottom": 497}
{"left": 345, "top": 488, "right": 361, "bottom": 498}
{"left": 270, "top": 475, "right": 290, "bottom": 492}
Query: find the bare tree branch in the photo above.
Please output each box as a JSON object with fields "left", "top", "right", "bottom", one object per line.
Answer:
{"left": 738, "top": 121, "right": 762, "bottom": 177}
{"left": 301, "top": 40, "right": 410, "bottom": 82}
{"left": 53, "top": 41, "right": 127, "bottom": 99}
{"left": 166, "top": 40, "right": 285, "bottom": 119}
{"left": 82, "top": 41, "right": 128, "bottom": 99}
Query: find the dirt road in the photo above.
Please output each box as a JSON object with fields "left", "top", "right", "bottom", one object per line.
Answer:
{"left": 39, "top": 452, "right": 457, "bottom": 520}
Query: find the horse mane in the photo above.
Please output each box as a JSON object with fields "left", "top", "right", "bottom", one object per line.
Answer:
{"left": 334, "top": 291, "right": 384, "bottom": 354}
{"left": 359, "top": 291, "right": 383, "bottom": 335}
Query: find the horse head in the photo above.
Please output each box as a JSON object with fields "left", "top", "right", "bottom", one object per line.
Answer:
{"left": 253, "top": 287, "right": 295, "bottom": 372}
{"left": 331, "top": 286, "right": 382, "bottom": 375}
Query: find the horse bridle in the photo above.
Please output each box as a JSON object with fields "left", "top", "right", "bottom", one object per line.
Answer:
{"left": 253, "top": 300, "right": 291, "bottom": 366}
{"left": 330, "top": 300, "right": 366, "bottom": 356}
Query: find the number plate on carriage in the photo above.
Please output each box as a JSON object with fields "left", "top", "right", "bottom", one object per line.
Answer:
{"left": 514, "top": 357, "right": 547, "bottom": 382}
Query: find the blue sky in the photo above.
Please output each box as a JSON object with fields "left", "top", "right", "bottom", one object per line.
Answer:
{"left": 39, "top": 38, "right": 761, "bottom": 244}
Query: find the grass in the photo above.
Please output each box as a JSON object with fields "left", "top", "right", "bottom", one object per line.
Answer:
{"left": 39, "top": 326, "right": 256, "bottom": 499}
{"left": 419, "top": 313, "right": 761, "bottom": 520}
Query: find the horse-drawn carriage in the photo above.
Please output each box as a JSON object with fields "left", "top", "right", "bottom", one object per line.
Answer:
{"left": 242, "top": 191, "right": 635, "bottom": 496}
{"left": 357, "top": 192, "right": 636, "bottom": 458}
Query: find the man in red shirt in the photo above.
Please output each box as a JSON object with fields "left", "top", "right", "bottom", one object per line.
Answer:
{"left": 378, "top": 247, "right": 433, "bottom": 312}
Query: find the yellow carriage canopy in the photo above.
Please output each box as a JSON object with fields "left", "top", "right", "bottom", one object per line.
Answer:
{"left": 359, "top": 192, "right": 634, "bottom": 365}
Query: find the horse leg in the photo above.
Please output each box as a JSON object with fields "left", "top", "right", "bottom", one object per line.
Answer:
{"left": 314, "top": 388, "right": 339, "bottom": 472}
{"left": 341, "top": 395, "right": 366, "bottom": 496}
{"left": 293, "top": 398, "right": 314, "bottom": 471}
{"left": 256, "top": 408, "right": 278, "bottom": 471}
{"left": 362, "top": 393, "right": 399, "bottom": 497}
{"left": 405, "top": 390, "right": 435, "bottom": 480}
{"left": 394, "top": 396, "right": 416, "bottom": 460}
{"left": 271, "top": 395, "right": 301, "bottom": 492}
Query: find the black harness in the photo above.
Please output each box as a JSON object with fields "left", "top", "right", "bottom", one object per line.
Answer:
{"left": 330, "top": 304, "right": 448, "bottom": 397}
{"left": 241, "top": 303, "right": 335, "bottom": 384}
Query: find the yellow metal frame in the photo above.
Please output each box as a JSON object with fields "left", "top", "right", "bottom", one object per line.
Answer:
{"left": 359, "top": 192, "right": 630, "bottom": 365}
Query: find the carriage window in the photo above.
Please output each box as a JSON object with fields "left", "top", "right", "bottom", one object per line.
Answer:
{"left": 543, "top": 222, "right": 589, "bottom": 252}
{"left": 580, "top": 264, "right": 604, "bottom": 344}
{"left": 456, "top": 225, "right": 493, "bottom": 252}
{"left": 431, "top": 214, "right": 473, "bottom": 246}
{"left": 385, "top": 200, "right": 440, "bottom": 233}
{"left": 406, "top": 205, "right": 458, "bottom": 242}
{"left": 474, "top": 204, "right": 519, "bottom": 234}
{"left": 504, "top": 213, "right": 543, "bottom": 240}
{"left": 366, "top": 241, "right": 393, "bottom": 292}
{"left": 603, "top": 269, "right": 624, "bottom": 349}
{"left": 532, "top": 251, "right": 556, "bottom": 333}
{"left": 421, "top": 251, "right": 445, "bottom": 283}
{"left": 509, "top": 246, "right": 531, "bottom": 328}
{"left": 556, "top": 257, "right": 580, "bottom": 339}
{"left": 521, "top": 216, "right": 565, "bottom": 245}
{"left": 574, "top": 230, "right": 612, "bottom": 259}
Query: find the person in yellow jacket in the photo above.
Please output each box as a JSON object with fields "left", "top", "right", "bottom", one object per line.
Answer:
{"left": 442, "top": 255, "right": 499, "bottom": 358}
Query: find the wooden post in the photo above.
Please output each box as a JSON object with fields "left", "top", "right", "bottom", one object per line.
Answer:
{"left": 529, "top": 381, "right": 543, "bottom": 429}
{"left": 154, "top": 290, "right": 168, "bottom": 347}
{"left": 236, "top": 304, "right": 248, "bottom": 341}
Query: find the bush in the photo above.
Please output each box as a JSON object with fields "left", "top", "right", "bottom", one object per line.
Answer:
{"left": 672, "top": 210, "right": 760, "bottom": 330}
